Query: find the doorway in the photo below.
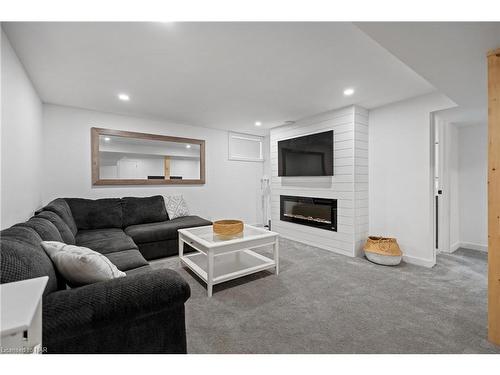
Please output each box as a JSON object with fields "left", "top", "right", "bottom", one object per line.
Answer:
{"left": 431, "top": 113, "right": 453, "bottom": 257}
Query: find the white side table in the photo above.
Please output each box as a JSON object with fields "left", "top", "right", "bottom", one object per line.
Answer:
{"left": 1, "top": 276, "right": 48, "bottom": 354}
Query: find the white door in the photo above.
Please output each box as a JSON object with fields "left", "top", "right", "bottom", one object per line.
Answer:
{"left": 433, "top": 115, "right": 451, "bottom": 254}
{"left": 117, "top": 159, "right": 139, "bottom": 179}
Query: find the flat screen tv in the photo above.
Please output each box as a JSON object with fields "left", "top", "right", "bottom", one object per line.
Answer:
{"left": 278, "top": 130, "right": 333, "bottom": 176}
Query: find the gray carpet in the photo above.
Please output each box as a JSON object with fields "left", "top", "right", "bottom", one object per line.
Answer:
{"left": 150, "top": 239, "right": 500, "bottom": 353}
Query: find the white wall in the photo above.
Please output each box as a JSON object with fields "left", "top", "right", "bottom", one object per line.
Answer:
{"left": 1, "top": 29, "right": 43, "bottom": 229}
{"left": 369, "top": 92, "right": 456, "bottom": 267}
{"left": 269, "top": 106, "right": 368, "bottom": 257}
{"left": 42, "top": 104, "right": 265, "bottom": 224}
{"left": 457, "top": 124, "right": 488, "bottom": 251}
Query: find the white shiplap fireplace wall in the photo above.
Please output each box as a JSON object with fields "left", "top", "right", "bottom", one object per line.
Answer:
{"left": 270, "top": 106, "right": 369, "bottom": 257}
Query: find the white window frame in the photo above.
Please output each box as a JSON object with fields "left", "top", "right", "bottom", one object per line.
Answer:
{"left": 228, "top": 132, "right": 264, "bottom": 162}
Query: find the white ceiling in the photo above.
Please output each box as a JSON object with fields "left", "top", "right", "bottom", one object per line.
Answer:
{"left": 356, "top": 22, "right": 500, "bottom": 127}
{"left": 2, "top": 22, "right": 436, "bottom": 135}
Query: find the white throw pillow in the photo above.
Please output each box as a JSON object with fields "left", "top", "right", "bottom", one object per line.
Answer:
{"left": 41, "top": 241, "right": 126, "bottom": 286}
{"left": 164, "top": 195, "right": 190, "bottom": 219}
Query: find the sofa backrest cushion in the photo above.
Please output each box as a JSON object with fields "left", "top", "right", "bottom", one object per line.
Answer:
{"left": 0, "top": 226, "right": 63, "bottom": 295}
{"left": 122, "top": 195, "right": 168, "bottom": 227}
{"left": 14, "top": 217, "right": 64, "bottom": 242}
{"left": 36, "top": 211, "right": 76, "bottom": 245}
{"left": 66, "top": 198, "right": 123, "bottom": 230}
{"left": 40, "top": 198, "right": 78, "bottom": 236}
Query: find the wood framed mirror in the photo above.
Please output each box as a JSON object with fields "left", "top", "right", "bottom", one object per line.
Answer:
{"left": 91, "top": 128, "right": 205, "bottom": 185}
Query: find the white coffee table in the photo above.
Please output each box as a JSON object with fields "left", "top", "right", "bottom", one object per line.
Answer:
{"left": 178, "top": 224, "right": 279, "bottom": 297}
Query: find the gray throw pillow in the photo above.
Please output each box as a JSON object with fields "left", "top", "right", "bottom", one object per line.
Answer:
{"left": 41, "top": 241, "right": 126, "bottom": 286}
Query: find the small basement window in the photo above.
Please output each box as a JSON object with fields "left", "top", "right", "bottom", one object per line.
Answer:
{"left": 228, "top": 132, "right": 264, "bottom": 162}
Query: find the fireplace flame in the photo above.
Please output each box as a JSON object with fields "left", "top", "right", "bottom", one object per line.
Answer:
{"left": 283, "top": 213, "right": 331, "bottom": 224}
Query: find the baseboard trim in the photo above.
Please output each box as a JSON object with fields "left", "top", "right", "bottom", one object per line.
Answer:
{"left": 450, "top": 242, "right": 461, "bottom": 253}
{"left": 402, "top": 254, "right": 435, "bottom": 268}
{"left": 459, "top": 242, "right": 488, "bottom": 252}
{"left": 278, "top": 233, "right": 354, "bottom": 258}
{"left": 277, "top": 232, "right": 436, "bottom": 267}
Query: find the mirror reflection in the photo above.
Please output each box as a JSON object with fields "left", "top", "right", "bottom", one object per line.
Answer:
{"left": 93, "top": 130, "right": 204, "bottom": 184}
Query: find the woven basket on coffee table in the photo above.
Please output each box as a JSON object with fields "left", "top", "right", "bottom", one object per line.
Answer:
{"left": 364, "top": 236, "right": 402, "bottom": 266}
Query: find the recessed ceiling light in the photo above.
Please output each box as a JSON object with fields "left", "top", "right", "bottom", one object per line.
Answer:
{"left": 255, "top": 121, "right": 262, "bottom": 127}
{"left": 104, "top": 137, "right": 111, "bottom": 142}
{"left": 186, "top": 144, "right": 191, "bottom": 149}
{"left": 118, "top": 93, "right": 130, "bottom": 101}
{"left": 343, "top": 88, "right": 355, "bottom": 96}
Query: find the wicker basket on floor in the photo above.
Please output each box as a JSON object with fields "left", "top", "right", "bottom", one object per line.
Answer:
{"left": 364, "top": 236, "right": 402, "bottom": 266}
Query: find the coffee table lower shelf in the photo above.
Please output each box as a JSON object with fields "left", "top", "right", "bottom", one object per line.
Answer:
{"left": 180, "top": 249, "right": 276, "bottom": 295}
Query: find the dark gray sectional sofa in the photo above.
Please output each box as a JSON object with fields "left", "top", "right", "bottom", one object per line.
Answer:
{"left": 0, "top": 195, "right": 212, "bottom": 353}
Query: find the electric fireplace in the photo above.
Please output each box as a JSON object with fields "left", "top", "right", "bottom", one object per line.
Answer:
{"left": 280, "top": 195, "right": 337, "bottom": 231}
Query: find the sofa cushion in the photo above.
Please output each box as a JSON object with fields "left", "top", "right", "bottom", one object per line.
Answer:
{"left": 15, "top": 217, "right": 64, "bottom": 242}
{"left": 0, "top": 226, "right": 63, "bottom": 295}
{"left": 136, "top": 239, "right": 198, "bottom": 260}
{"left": 104, "top": 250, "right": 149, "bottom": 272}
{"left": 122, "top": 195, "right": 169, "bottom": 227}
{"left": 124, "top": 265, "right": 153, "bottom": 276}
{"left": 66, "top": 198, "right": 123, "bottom": 230}
{"left": 36, "top": 211, "right": 76, "bottom": 245}
{"left": 124, "top": 216, "right": 212, "bottom": 244}
{"left": 76, "top": 228, "right": 138, "bottom": 255}
{"left": 40, "top": 198, "right": 78, "bottom": 235}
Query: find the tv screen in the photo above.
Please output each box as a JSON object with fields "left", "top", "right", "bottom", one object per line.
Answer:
{"left": 278, "top": 130, "right": 333, "bottom": 176}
